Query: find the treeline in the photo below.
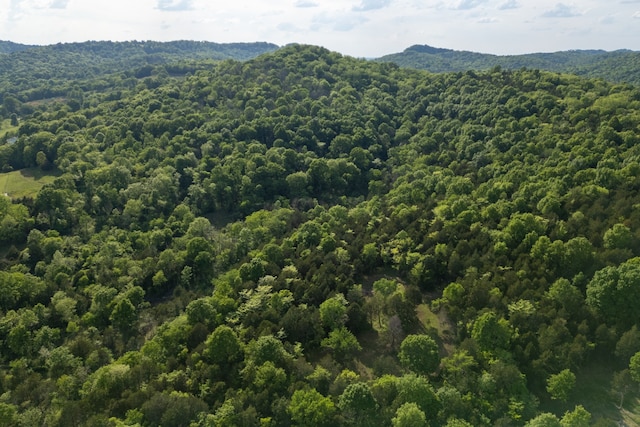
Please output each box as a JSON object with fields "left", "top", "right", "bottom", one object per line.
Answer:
{"left": 378, "top": 44, "right": 640, "bottom": 86}
{"left": 0, "top": 40, "right": 278, "bottom": 117}
{"left": 0, "top": 44, "right": 639, "bottom": 426}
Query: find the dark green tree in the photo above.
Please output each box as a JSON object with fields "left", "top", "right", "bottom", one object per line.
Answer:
{"left": 398, "top": 334, "right": 440, "bottom": 375}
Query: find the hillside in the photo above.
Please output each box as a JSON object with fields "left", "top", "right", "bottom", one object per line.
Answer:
{"left": 378, "top": 44, "right": 640, "bottom": 86}
{"left": 1, "top": 44, "right": 640, "bottom": 426}
{"left": 0, "top": 40, "right": 35, "bottom": 54}
{"left": 0, "top": 40, "right": 279, "bottom": 110}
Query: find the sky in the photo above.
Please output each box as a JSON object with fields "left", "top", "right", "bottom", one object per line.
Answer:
{"left": 0, "top": 0, "right": 639, "bottom": 57}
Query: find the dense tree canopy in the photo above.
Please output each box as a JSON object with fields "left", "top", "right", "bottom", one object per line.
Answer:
{"left": 0, "top": 42, "right": 639, "bottom": 425}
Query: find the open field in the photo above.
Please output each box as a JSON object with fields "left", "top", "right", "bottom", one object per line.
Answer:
{"left": 0, "top": 118, "right": 18, "bottom": 137}
{"left": 0, "top": 167, "right": 60, "bottom": 199}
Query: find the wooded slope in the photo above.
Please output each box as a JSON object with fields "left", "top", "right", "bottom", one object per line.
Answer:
{"left": 0, "top": 44, "right": 639, "bottom": 426}
{"left": 378, "top": 44, "right": 640, "bottom": 86}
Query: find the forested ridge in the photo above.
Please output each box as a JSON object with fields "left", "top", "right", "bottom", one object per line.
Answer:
{"left": 1, "top": 43, "right": 640, "bottom": 426}
{"left": 378, "top": 45, "right": 640, "bottom": 86}
{"left": 0, "top": 40, "right": 278, "bottom": 109}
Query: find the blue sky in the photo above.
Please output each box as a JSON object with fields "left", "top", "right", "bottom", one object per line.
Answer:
{"left": 1, "top": 0, "right": 639, "bottom": 57}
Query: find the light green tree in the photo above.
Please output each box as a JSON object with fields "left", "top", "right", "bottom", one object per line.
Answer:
{"left": 629, "top": 351, "right": 640, "bottom": 383}
{"left": 560, "top": 405, "right": 591, "bottom": 427}
{"left": 319, "top": 293, "right": 349, "bottom": 330}
{"left": 321, "top": 327, "right": 362, "bottom": 361}
{"left": 288, "top": 388, "right": 336, "bottom": 427}
{"left": 471, "top": 311, "right": 512, "bottom": 354}
{"left": 524, "top": 413, "right": 561, "bottom": 427}
{"left": 202, "top": 325, "right": 243, "bottom": 366}
{"left": 546, "top": 369, "right": 576, "bottom": 402}
{"left": 392, "top": 402, "right": 427, "bottom": 427}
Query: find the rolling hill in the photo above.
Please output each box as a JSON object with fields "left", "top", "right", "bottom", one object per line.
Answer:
{"left": 377, "top": 44, "right": 640, "bottom": 86}
{"left": 1, "top": 42, "right": 640, "bottom": 426}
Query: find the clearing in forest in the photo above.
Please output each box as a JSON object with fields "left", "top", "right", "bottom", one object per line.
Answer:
{"left": 0, "top": 167, "right": 60, "bottom": 199}
{"left": 0, "top": 118, "right": 18, "bottom": 138}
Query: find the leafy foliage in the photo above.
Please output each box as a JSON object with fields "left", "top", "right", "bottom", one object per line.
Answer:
{"left": 378, "top": 44, "right": 640, "bottom": 86}
{"left": 398, "top": 334, "right": 440, "bottom": 375}
{"left": 1, "top": 41, "right": 640, "bottom": 425}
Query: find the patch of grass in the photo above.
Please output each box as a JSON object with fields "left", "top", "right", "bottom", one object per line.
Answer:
{"left": 0, "top": 167, "right": 60, "bottom": 199}
{"left": 622, "top": 396, "right": 640, "bottom": 426}
{"left": 540, "top": 360, "right": 638, "bottom": 426}
{"left": 416, "top": 304, "right": 439, "bottom": 330}
{"left": 0, "top": 118, "right": 19, "bottom": 137}
{"left": 416, "top": 303, "right": 455, "bottom": 355}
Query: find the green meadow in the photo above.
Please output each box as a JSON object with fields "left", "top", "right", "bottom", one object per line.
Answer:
{"left": 0, "top": 167, "right": 59, "bottom": 199}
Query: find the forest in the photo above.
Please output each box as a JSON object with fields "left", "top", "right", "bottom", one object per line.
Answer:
{"left": 378, "top": 45, "right": 640, "bottom": 86}
{"left": 0, "top": 42, "right": 640, "bottom": 426}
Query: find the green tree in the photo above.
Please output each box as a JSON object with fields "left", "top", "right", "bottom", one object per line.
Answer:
{"left": 586, "top": 258, "right": 640, "bottom": 328}
{"left": 319, "top": 293, "right": 349, "bottom": 330}
{"left": 81, "top": 363, "right": 131, "bottom": 407}
{"left": 339, "top": 382, "right": 378, "bottom": 425}
{"left": 470, "top": 311, "right": 512, "bottom": 354}
{"left": 524, "top": 413, "right": 561, "bottom": 427}
{"left": 395, "top": 374, "right": 440, "bottom": 419}
{"left": 35, "top": 150, "right": 48, "bottom": 170}
{"left": 546, "top": 369, "right": 576, "bottom": 402}
{"left": 560, "top": 405, "right": 591, "bottom": 427}
{"left": 0, "top": 403, "right": 18, "bottom": 427}
{"left": 373, "top": 278, "right": 399, "bottom": 298}
{"left": 444, "top": 419, "right": 473, "bottom": 427}
{"left": 629, "top": 351, "right": 640, "bottom": 384}
{"left": 546, "top": 278, "right": 583, "bottom": 315}
{"left": 202, "top": 325, "right": 243, "bottom": 366}
{"left": 615, "top": 325, "right": 640, "bottom": 363}
{"left": 392, "top": 402, "right": 427, "bottom": 427}
{"left": 110, "top": 297, "right": 137, "bottom": 332}
{"left": 603, "top": 223, "right": 633, "bottom": 250}
{"left": 246, "top": 334, "right": 292, "bottom": 367}
{"left": 321, "top": 326, "right": 362, "bottom": 361}
{"left": 288, "top": 388, "right": 337, "bottom": 427}
{"left": 398, "top": 334, "right": 440, "bottom": 375}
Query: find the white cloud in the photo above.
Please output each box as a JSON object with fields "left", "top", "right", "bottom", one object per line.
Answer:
{"left": 156, "top": 0, "right": 193, "bottom": 11}
{"left": 541, "top": 3, "right": 582, "bottom": 18}
{"left": 455, "top": 0, "right": 487, "bottom": 10}
{"left": 352, "top": 0, "right": 391, "bottom": 12}
{"left": 50, "top": 0, "right": 68, "bottom": 8}
{"left": 0, "top": 0, "right": 638, "bottom": 58}
{"left": 599, "top": 14, "right": 616, "bottom": 24}
{"left": 313, "top": 12, "right": 368, "bottom": 31}
{"left": 498, "top": 0, "right": 519, "bottom": 10}
{"left": 295, "top": 1, "right": 318, "bottom": 7}
{"left": 478, "top": 17, "right": 498, "bottom": 23}
{"left": 277, "top": 22, "right": 300, "bottom": 32}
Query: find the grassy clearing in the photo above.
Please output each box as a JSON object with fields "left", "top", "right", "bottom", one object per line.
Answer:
{"left": 416, "top": 303, "right": 456, "bottom": 357}
{"left": 622, "top": 397, "right": 640, "bottom": 426}
{"left": 0, "top": 167, "right": 60, "bottom": 199}
{"left": 0, "top": 118, "right": 18, "bottom": 138}
{"left": 571, "top": 363, "right": 619, "bottom": 422}
{"left": 537, "top": 360, "right": 640, "bottom": 425}
{"left": 416, "top": 303, "right": 440, "bottom": 331}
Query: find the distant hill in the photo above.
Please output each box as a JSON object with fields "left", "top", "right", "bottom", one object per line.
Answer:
{"left": 377, "top": 44, "right": 640, "bottom": 85}
{"left": 0, "top": 40, "right": 279, "bottom": 104}
{"left": 38, "top": 40, "right": 280, "bottom": 62}
{"left": 0, "top": 40, "right": 35, "bottom": 54}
